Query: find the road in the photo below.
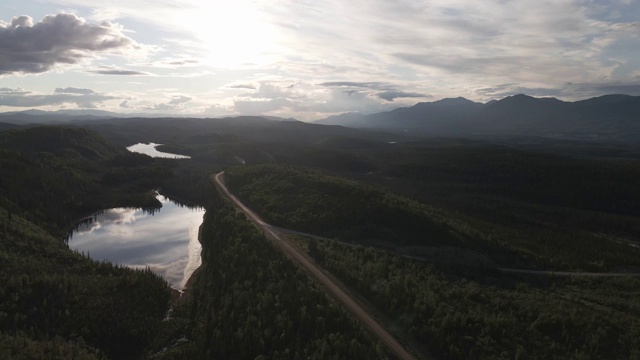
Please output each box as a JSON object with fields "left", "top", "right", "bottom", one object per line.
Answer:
{"left": 498, "top": 268, "right": 640, "bottom": 277}
{"left": 213, "top": 172, "right": 418, "bottom": 360}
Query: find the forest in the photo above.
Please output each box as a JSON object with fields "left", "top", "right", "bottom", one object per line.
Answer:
{"left": 2, "top": 120, "right": 640, "bottom": 359}
{"left": 150, "top": 195, "right": 392, "bottom": 359}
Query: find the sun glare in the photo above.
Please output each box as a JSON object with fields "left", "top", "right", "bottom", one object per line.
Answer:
{"left": 184, "top": 1, "right": 280, "bottom": 68}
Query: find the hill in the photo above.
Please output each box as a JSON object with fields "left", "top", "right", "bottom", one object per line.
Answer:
{"left": 0, "top": 125, "right": 169, "bottom": 236}
{"left": 0, "top": 125, "right": 126, "bottom": 161}
{"left": 0, "top": 126, "right": 176, "bottom": 359}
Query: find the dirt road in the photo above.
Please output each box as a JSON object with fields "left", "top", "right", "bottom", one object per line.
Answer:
{"left": 213, "top": 172, "right": 418, "bottom": 360}
{"left": 498, "top": 268, "right": 640, "bottom": 277}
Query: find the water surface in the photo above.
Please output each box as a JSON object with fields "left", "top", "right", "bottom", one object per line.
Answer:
{"left": 127, "top": 142, "right": 190, "bottom": 159}
{"left": 69, "top": 195, "right": 204, "bottom": 290}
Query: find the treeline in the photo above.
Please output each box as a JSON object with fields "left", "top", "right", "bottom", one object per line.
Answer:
{"left": 363, "top": 144, "right": 640, "bottom": 271}
{"left": 0, "top": 127, "right": 173, "bottom": 237}
{"left": 223, "top": 157, "right": 640, "bottom": 271}
{"left": 154, "top": 199, "right": 390, "bottom": 359}
{"left": 308, "top": 238, "right": 640, "bottom": 359}
{"left": 0, "top": 126, "right": 182, "bottom": 359}
{"left": 383, "top": 144, "right": 640, "bottom": 216}
{"left": 225, "top": 164, "right": 460, "bottom": 248}
{"left": 0, "top": 207, "right": 170, "bottom": 359}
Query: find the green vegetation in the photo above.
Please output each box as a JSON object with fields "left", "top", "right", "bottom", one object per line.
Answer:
{"left": 153, "top": 199, "right": 390, "bottom": 359}
{"left": 0, "top": 126, "right": 171, "bottom": 237}
{"left": 306, "top": 238, "right": 640, "bottom": 359}
{"left": 4, "top": 119, "right": 640, "bottom": 359}
{"left": 0, "top": 126, "right": 172, "bottom": 359}
{"left": 0, "top": 205, "right": 170, "bottom": 359}
{"left": 225, "top": 164, "right": 461, "bottom": 248}
{"left": 224, "top": 150, "right": 640, "bottom": 271}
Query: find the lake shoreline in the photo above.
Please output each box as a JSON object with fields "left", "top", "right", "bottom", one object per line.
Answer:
{"left": 68, "top": 194, "right": 205, "bottom": 291}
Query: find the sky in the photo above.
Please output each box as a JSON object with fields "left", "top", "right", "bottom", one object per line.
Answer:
{"left": 1, "top": 0, "right": 639, "bottom": 120}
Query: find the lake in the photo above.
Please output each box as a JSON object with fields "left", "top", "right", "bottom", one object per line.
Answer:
{"left": 127, "top": 142, "right": 190, "bottom": 159}
{"left": 68, "top": 195, "right": 205, "bottom": 290}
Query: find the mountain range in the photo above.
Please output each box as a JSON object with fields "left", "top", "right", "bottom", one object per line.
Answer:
{"left": 316, "top": 94, "right": 640, "bottom": 142}
{"left": 2, "top": 94, "right": 640, "bottom": 143}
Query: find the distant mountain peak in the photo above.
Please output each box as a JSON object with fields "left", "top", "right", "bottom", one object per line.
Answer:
{"left": 499, "top": 94, "right": 562, "bottom": 103}
{"left": 314, "top": 93, "right": 640, "bottom": 142}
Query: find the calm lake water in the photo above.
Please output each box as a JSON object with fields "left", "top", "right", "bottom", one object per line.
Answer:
{"left": 127, "top": 142, "right": 190, "bottom": 159}
{"left": 68, "top": 195, "right": 205, "bottom": 290}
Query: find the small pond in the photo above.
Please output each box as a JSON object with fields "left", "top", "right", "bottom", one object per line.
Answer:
{"left": 68, "top": 195, "right": 205, "bottom": 290}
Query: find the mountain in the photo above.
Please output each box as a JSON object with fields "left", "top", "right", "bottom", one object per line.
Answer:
{"left": 315, "top": 94, "right": 640, "bottom": 142}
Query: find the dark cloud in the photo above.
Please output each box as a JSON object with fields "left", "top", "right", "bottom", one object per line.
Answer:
{"left": 0, "top": 87, "right": 28, "bottom": 94}
{"left": 54, "top": 87, "right": 96, "bottom": 95}
{"left": 165, "top": 59, "right": 199, "bottom": 66}
{"left": 319, "top": 81, "right": 427, "bottom": 102}
{"left": 0, "top": 13, "right": 140, "bottom": 75}
{"left": 88, "top": 68, "right": 150, "bottom": 75}
{"left": 376, "top": 90, "right": 429, "bottom": 101}
{"left": 0, "top": 88, "right": 115, "bottom": 108}
{"left": 580, "top": 83, "right": 640, "bottom": 95}
{"left": 476, "top": 82, "right": 640, "bottom": 101}
{"left": 318, "top": 81, "right": 393, "bottom": 90}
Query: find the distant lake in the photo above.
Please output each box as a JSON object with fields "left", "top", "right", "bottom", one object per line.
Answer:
{"left": 68, "top": 195, "right": 205, "bottom": 290}
{"left": 127, "top": 142, "right": 190, "bottom": 159}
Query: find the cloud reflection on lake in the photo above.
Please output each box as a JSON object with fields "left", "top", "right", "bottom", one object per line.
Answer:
{"left": 126, "top": 142, "right": 190, "bottom": 159}
{"left": 69, "top": 195, "right": 204, "bottom": 290}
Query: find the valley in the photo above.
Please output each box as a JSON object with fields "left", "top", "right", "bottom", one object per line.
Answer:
{"left": 1, "top": 109, "right": 639, "bottom": 359}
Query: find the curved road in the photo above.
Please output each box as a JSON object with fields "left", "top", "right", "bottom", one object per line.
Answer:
{"left": 213, "top": 172, "right": 418, "bottom": 360}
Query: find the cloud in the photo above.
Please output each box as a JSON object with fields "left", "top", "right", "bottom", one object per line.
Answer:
{"left": 226, "top": 84, "right": 257, "bottom": 90}
{"left": 229, "top": 79, "right": 402, "bottom": 119}
{"left": 234, "top": 98, "right": 294, "bottom": 115}
{"left": 475, "top": 85, "right": 565, "bottom": 99}
{"left": 376, "top": 91, "right": 429, "bottom": 101}
{"left": 474, "top": 82, "right": 640, "bottom": 101}
{"left": 203, "top": 103, "right": 232, "bottom": 117}
{"left": 88, "top": 66, "right": 151, "bottom": 75}
{"left": 149, "top": 95, "right": 192, "bottom": 111}
{"left": 0, "top": 87, "right": 28, "bottom": 94}
{"left": 318, "top": 81, "right": 393, "bottom": 90}
{"left": 168, "top": 95, "right": 192, "bottom": 105}
{"left": 319, "top": 80, "right": 428, "bottom": 102}
{"left": 55, "top": 87, "right": 96, "bottom": 95}
{"left": 0, "top": 87, "right": 116, "bottom": 108}
{"left": 0, "top": 13, "right": 143, "bottom": 75}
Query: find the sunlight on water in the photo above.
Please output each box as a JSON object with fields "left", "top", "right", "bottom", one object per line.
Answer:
{"left": 127, "top": 142, "right": 190, "bottom": 159}
{"left": 69, "top": 195, "right": 204, "bottom": 290}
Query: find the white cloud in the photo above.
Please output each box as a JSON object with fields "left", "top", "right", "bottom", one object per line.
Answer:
{"left": 0, "top": 13, "right": 144, "bottom": 75}
{"left": 2, "top": 1, "right": 640, "bottom": 118}
{"left": 0, "top": 87, "right": 116, "bottom": 108}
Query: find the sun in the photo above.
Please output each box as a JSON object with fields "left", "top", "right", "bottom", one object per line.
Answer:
{"left": 182, "top": 1, "right": 281, "bottom": 68}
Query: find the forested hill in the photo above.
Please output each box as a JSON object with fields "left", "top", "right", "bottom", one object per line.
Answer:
{"left": 315, "top": 94, "right": 640, "bottom": 142}
{"left": 0, "top": 125, "right": 175, "bottom": 359}
{"left": 224, "top": 164, "right": 463, "bottom": 248}
{"left": 0, "top": 126, "right": 126, "bottom": 161}
{"left": 0, "top": 125, "right": 169, "bottom": 237}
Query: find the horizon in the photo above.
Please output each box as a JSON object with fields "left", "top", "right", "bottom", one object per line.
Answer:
{"left": 2, "top": 93, "right": 637, "bottom": 122}
{"left": 2, "top": 1, "right": 640, "bottom": 121}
